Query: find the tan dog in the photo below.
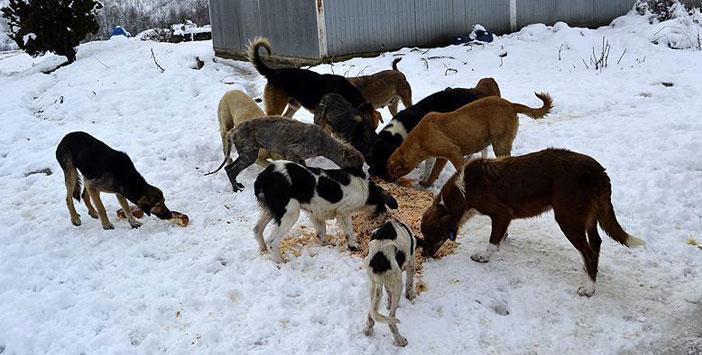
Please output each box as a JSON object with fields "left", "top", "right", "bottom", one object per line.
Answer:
{"left": 217, "top": 90, "right": 279, "bottom": 166}
{"left": 387, "top": 93, "right": 553, "bottom": 186}
{"left": 348, "top": 58, "right": 413, "bottom": 117}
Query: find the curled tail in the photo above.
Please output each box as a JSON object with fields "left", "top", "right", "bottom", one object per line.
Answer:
{"left": 597, "top": 189, "right": 645, "bottom": 248}
{"left": 205, "top": 130, "right": 236, "bottom": 176}
{"left": 511, "top": 92, "right": 553, "bottom": 119}
{"left": 391, "top": 57, "right": 402, "bottom": 71}
{"left": 247, "top": 37, "right": 273, "bottom": 77}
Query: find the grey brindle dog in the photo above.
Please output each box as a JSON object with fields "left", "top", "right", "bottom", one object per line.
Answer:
{"left": 313, "top": 93, "right": 378, "bottom": 161}
{"left": 205, "top": 116, "right": 365, "bottom": 192}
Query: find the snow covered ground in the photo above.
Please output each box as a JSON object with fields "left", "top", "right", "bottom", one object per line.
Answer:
{"left": 0, "top": 11, "right": 701, "bottom": 355}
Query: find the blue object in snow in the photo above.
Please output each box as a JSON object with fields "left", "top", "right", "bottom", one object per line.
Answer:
{"left": 111, "top": 26, "right": 129, "bottom": 37}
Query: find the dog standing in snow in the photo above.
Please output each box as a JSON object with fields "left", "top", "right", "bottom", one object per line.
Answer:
{"left": 364, "top": 219, "right": 419, "bottom": 347}
{"left": 420, "top": 148, "right": 645, "bottom": 297}
{"left": 253, "top": 161, "right": 398, "bottom": 263}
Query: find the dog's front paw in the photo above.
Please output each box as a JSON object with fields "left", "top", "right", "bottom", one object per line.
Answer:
{"left": 270, "top": 252, "right": 286, "bottom": 264}
{"left": 231, "top": 182, "right": 244, "bottom": 193}
{"left": 363, "top": 327, "right": 374, "bottom": 337}
{"left": 405, "top": 289, "right": 416, "bottom": 301}
{"left": 470, "top": 253, "right": 490, "bottom": 263}
{"left": 393, "top": 336, "right": 408, "bottom": 347}
{"left": 577, "top": 285, "right": 595, "bottom": 297}
{"left": 88, "top": 210, "right": 98, "bottom": 219}
{"left": 129, "top": 220, "right": 143, "bottom": 229}
{"left": 347, "top": 241, "right": 360, "bottom": 252}
{"left": 71, "top": 215, "right": 82, "bottom": 226}
{"left": 102, "top": 222, "right": 115, "bottom": 230}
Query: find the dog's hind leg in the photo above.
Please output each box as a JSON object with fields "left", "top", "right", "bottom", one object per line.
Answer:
{"left": 387, "top": 98, "right": 399, "bottom": 116}
{"left": 387, "top": 278, "right": 407, "bottom": 347}
{"left": 398, "top": 82, "right": 413, "bottom": 112}
{"left": 405, "top": 257, "right": 416, "bottom": 301}
{"left": 263, "top": 84, "right": 288, "bottom": 115}
{"left": 364, "top": 281, "right": 382, "bottom": 336}
{"left": 222, "top": 133, "right": 233, "bottom": 165}
{"left": 253, "top": 209, "right": 273, "bottom": 253}
{"left": 267, "top": 200, "right": 300, "bottom": 263}
{"left": 116, "top": 194, "right": 141, "bottom": 229}
{"left": 81, "top": 188, "right": 98, "bottom": 219}
{"left": 86, "top": 186, "right": 114, "bottom": 230}
{"left": 556, "top": 214, "right": 598, "bottom": 297}
{"left": 62, "top": 164, "right": 81, "bottom": 226}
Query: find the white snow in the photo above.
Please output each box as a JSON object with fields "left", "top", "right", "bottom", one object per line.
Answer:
{"left": 1, "top": 10, "right": 701, "bottom": 354}
{"left": 21, "top": 32, "right": 35, "bottom": 46}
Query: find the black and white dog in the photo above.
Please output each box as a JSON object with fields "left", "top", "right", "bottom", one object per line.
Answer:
{"left": 364, "top": 219, "right": 420, "bottom": 347}
{"left": 253, "top": 161, "right": 398, "bottom": 263}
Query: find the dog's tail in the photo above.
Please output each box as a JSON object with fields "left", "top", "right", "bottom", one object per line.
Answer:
{"left": 205, "top": 130, "right": 235, "bottom": 176}
{"left": 56, "top": 143, "right": 82, "bottom": 201}
{"left": 391, "top": 57, "right": 402, "bottom": 71}
{"left": 247, "top": 37, "right": 273, "bottom": 77}
{"left": 597, "top": 184, "right": 645, "bottom": 248}
{"left": 511, "top": 92, "right": 553, "bottom": 119}
{"left": 371, "top": 308, "right": 400, "bottom": 325}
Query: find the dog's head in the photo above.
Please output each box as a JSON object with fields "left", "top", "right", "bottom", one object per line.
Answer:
{"left": 386, "top": 151, "right": 413, "bottom": 182}
{"left": 475, "top": 77, "right": 501, "bottom": 97}
{"left": 420, "top": 203, "right": 459, "bottom": 257}
{"left": 365, "top": 180, "right": 398, "bottom": 217}
{"left": 137, "top": 185, "right": 173, "bottom": 220}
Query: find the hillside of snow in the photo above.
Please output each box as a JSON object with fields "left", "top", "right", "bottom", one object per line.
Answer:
{"left": 0, "top": 11, "right": 701, "bottom": 354}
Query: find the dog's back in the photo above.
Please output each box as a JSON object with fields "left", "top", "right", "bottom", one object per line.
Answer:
{"left": 369, "top": 83, "right": 500, "bottom": 178}
{"left": 247, "top": 37, "right": 368, "bottom": 110}
{"left": 56, "top": 132, "right": 133, "bottom": 179}
{"left": 217, "top": 90, "right": 265, "bottom": 134}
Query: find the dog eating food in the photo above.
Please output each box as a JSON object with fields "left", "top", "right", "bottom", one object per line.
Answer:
{"left": 117, "top": 206, "right": 189, "bottom": 227}
{"left": 420, "top": 148, "right": 645, "bottom": 296}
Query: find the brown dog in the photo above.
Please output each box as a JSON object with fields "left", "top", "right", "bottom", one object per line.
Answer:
{"left": 348, "top": 58, "right": 413, "bottom": 117}
{"left": 420, "top": 148, "right": 645, "bottom": 296}
{"left": 387, "top": 93, "right": 553, "bottom": 186}
{"left": 217, "top": 90, "right": 281, "bottom": 166}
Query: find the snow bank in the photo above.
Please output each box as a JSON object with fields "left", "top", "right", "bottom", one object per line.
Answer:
{"left": 0, "top": 11, "right": 701, "bottom": 355}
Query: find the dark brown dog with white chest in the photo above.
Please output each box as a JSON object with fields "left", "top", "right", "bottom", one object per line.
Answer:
{"left": 420, "top": 148, "right": 644, "bottom": 296}
{"left": 56, "top": 131, "right": 173, "bottom": 229}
